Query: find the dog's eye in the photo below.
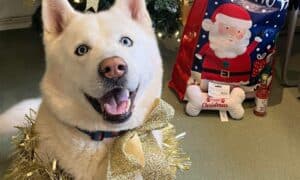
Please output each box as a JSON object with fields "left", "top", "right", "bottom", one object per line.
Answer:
{"left": 120, "top": 36, "right": 133, "bottom": 47}
{"left": 75, "top": 44, "right": 90, "bottom": 56}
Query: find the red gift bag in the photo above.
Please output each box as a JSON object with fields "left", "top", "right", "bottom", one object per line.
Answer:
{"left": 169, "top": 0, "right": 289, "bottom": 100}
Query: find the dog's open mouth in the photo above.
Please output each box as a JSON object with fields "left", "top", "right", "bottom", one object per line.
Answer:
{"left": 85, "top": 88, "right": 137, "bottom": 124}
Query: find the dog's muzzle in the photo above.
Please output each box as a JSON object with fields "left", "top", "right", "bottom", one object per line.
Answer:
{"left": 85, "top": 88, "right": 137, "bottom": 124}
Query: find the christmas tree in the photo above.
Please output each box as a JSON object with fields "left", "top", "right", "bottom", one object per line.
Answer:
{"left": 71, "top": 0, "right": 182, "bottom": 38}
{"left": 32, "top": 0, "right": 183, "bottom": 38}
{"left": 145, "top": 0, "right": 182, "bottom": 37}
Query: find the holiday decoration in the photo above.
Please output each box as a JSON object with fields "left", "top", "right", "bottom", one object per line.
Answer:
{"left": 146, "top": 0, "right": 182, "bottom": 37}
{"left": 169, "top": 0, "right": 288, "bottom": 119}
{"left": 185, "top": 86, "right": 246, "bottom": 120}
{"left": 5, "top": 99, "right": 191, "bottom": 180}
{"left": 254, "top": 74, "right": 270, "bottom": 117}
{"left": 30, "top": 0, "right": 183, "bottom": 38}
{"left": 85, "top": 0, "right": 100, "bottom": 12}
{"left": 252, "top": 49, "right": 275, "bottom": 78}
{"left": 195, "top": 3, "right": 263, "bottom": 85}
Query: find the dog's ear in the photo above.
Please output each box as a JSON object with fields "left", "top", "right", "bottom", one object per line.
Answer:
{"left": 42, "top": 0, "right": 75, "bottom": 34}
{"left": 113, "top": 0, "right": 152, "bottom": 27}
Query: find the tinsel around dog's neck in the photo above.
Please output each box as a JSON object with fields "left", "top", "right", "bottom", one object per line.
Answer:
{"left": 5, "top": 99, "right": 191, "bottom": 180}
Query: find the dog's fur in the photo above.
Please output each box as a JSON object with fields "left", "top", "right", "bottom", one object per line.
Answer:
{"left": 0, "top": 0, "right": 163, "bottom": 179}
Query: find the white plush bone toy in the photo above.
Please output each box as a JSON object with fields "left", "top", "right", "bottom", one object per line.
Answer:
{"left": 185, "top": 85, "right": 246, "bottom": 120}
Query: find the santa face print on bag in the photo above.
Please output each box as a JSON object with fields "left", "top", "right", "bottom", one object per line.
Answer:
{"left": 195, "top": 3, "right": 262, "bottom": 85}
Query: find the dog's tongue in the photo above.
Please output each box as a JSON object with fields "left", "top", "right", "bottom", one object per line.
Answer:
{"left": 102, "top": 89, "right": 130, "bottom": 115}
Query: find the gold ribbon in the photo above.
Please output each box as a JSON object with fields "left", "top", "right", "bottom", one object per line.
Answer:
{"left": 5, "top": 99, "right": 190, "bottom": 180}
{"left": 108, "top": 99, "right": 177, "bottom": 180}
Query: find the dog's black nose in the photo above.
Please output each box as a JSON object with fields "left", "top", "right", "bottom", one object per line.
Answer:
{"left": 99, "top": 57, "right": 128, "bottom": 79}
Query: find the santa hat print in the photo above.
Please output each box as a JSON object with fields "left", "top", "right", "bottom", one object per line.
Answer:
{"left": 202, "top": 3, "right": 252, "bottom": 31}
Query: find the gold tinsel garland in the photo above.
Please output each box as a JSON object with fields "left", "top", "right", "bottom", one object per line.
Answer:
{"left": 5, "top": 99, "right": 191, "bottom": 180}
{"left": 4, "top": 110, "right": 73, "bottom": 180}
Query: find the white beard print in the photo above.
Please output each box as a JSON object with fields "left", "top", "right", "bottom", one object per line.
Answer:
{"left": 208, "top": 23, "right": 251, "bottom": 59}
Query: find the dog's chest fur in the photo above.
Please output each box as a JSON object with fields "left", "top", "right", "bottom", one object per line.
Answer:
{"left": 35, "top": 103, "right": 163, "bottom": 180}
{"left": 35, "top": 103, "right": 113, "bottom": 179}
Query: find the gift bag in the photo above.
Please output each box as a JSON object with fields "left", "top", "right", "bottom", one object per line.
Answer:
{"left": 169, "top": 0, "right": 289, "bottom": 100}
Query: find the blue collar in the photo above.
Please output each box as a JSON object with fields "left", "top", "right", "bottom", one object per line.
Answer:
{"left": 77, "top": 128, "right": 126, "bottom": 141}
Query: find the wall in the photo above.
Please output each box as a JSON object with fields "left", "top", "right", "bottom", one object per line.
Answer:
{"left": 0, "top": 0, "right": 40, "bottom": 31}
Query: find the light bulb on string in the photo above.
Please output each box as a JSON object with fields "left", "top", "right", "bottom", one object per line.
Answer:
{"left": 73, "top": 0, "right": 81, "bottom": 3}
{"left": 174, "top": 31, "right": 180, "bottom": 38}
{"left": 157, "top": 32, "right": 163, "bottom": 38}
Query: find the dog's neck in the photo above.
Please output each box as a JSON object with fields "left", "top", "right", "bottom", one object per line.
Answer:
{"left": 37, "top": 98, "right": 128, "bottom": 142}
{"left": 77, "top": 127, "right": 127, "bottom": 141}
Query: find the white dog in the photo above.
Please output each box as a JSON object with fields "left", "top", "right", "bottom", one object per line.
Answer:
{"left": 0, "top": 0, "right": 164, "bottom": 179}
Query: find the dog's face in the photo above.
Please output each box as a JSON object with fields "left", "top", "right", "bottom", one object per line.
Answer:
{"left": 41, "top": 0, "right": 163, "bottom": 131}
